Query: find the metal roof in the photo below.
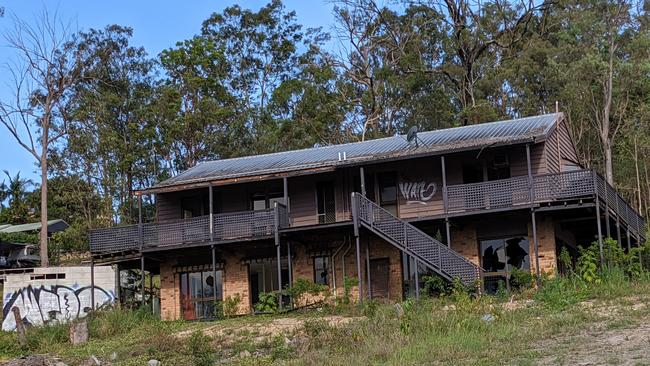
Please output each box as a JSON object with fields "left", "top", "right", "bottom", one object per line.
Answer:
{"left": 0, "top": 219, "right": 69, "bottom": 234}
{"left": 148, "top": 113, "right": 562, "bottom": 192}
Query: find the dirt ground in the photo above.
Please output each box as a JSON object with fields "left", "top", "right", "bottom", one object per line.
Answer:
{"left": 536, "top": 322, "right": 650, "bottom": 365}
{"left": 535, "top": 299, "right": 650, "bottom": 365}
{"left": 175, "top": 315, "right": 361, "bottom": 347}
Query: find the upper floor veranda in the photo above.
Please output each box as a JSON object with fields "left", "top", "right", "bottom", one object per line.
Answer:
{"left": 89, "top": 113, "right": 646, "bottom": 255}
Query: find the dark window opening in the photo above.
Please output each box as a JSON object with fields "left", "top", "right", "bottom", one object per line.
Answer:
{"left": 487, "top": 154, "right": 510, "bottom": 180}
{"left": 316, "top": 181, "right": 336, "bottom": 223}
{"left": 180, "top": 270, "right": 223, "bottom": 320}
{"left": 480, "top": 236, "right": 530, "bottom": 293}
{"left": 313, "top": 256, "right": 330, "bottom": 286}
{"left": 251, "top": 193, "right": 283, "bottom": 211}
{"left": 181, "top": 195, "right": 207, "bottom": 219}
{"left": 378, "top": 172, "right": 397, "bottom": 216}
{"left": 249, "top": 258, "right": 289, "bottom": 306}
{"left": 462, "top": 163, "right": 484, "bottom": 184}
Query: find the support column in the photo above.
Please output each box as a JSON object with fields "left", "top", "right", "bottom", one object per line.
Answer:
{"left": 212, "top": 245, "right": 217, "bottom": 304}
{"left": 115, "top": 263, "right": 121, "bottom": 308}
{"left": 441, "top": 155, "right": 451, "bottom": 247}
{"left": 414, "top": 258, "right": 420, "bottom": 299}
{"left": 627, "top": 229, "right": 631, "bottom": 253}
{"left": 366, "top": 240, "right": 371, "bottom": 299}
{"left": 616, "top": 197, "right": 622, "bottom": 245}
{"left": 351, "top": 192, "right": 363, "bottom": 303}
{"left": 593, "top": 172, "right": 604, "bottom": 265}
{"left": 274, "top": 202, "right": 283, "bottom": 310}
{"left": 604, "top": 193, "right": 611, "bottom": 238}
{"left": 90, "top": 258, "right": 95, "bottom": 311}
{"left": 287, "top": 241, "right": 292, "bottom": 288}
{"left": 140, "top": 256, "right": 146, "bottom": 309}
{"left": 283, "top": 177, "right": 289, "bottom": 208}
{"left": 209, "top": 185, "right": 214, "bottom": 242}
{"left": 526, "top": 144, "right": 541, "bottom": 281}
{"left": 531, "top": 210, "right": 541, "bottom": 280}
{"left": 138, "top": 194, "right": 143, "bottom": 250}
{"left": 360, "top": 167, "right": 366, "bottom": 196}
{"left": 149, "top": 270, "right": 154, "bottom": 313}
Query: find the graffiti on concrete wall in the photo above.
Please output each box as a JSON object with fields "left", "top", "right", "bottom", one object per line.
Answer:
{"left": 399, "top": 180, "right": 437, "bottom": 204}
{"left": 2, "top": 284, "right": 115, "bottom": 331}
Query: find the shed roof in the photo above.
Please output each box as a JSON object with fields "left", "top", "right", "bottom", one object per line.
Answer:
{"left": 0, "top": 219, "right": 69, "bottom": 234}
{"left": 146, "top": 113, "right": 562, "bottom": 193}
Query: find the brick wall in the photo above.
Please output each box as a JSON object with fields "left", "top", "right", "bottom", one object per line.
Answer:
{"left": 222, "top": 250, "right": 250, "bottom": 315}
{"left": 159, "top": 259, "right": 179, "bottom": 321}
{"left": 158, "top": 237, "right": 406, "bottom": 319}
{"left": 529, "top": 215, "right": 557, "bottom": 275}
{"left": 451, "top": 222, "right": 480, "bottom": 267}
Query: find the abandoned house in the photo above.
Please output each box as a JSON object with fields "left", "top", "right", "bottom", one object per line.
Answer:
{"left": 89, "top": 113, "right": 646, "bottom": 321}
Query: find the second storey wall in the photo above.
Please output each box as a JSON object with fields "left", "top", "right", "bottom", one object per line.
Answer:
{"left": 155, "top": 141, "right": 559, "bottom": 225}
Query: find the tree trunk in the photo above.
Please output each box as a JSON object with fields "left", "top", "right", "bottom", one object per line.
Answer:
{"left": 604, "top": 140, "right": 614, "bottom": 186}
{"left": 40, "top": 122, "right": 49, "bottom": 267}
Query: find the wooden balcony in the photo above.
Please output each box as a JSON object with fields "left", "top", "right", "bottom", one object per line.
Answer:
{"left": 89, "top": 170, "right": 644, "bottom": 255}
{"left": 446, "top": 169, "right": 645, "bottom": 238}
{"left": 90, "top": 204, "right": 289, "bottom": 254}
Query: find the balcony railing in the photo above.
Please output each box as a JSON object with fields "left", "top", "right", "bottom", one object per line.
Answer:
{"left": 90, "top": 207, "right": 279, "bottom": 254}
{"left": 447, "top": 169, "right": 645, "bottom": 238}
{"left": 90, "top": 170, "right": 644, "bottom": 255}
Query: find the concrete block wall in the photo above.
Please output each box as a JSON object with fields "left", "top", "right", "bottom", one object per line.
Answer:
{"left": 2, "top": 266, "right": 116, "bottom": 331}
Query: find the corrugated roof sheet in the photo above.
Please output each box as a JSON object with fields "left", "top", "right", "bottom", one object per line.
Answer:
{"left": 150, "top": 113, "right": 562, "bottom": 191}
{"left": 0, "top": 220, "right": 68, "bottom": 234}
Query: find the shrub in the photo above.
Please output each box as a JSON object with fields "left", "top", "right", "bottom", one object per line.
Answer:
{"left": 577, "top": 242, "right": 600, "bottom": 284}
{"left": 510, "top": 267, "right": 534, "bottom": 290}
{"left": 534, "top": 275, "right": 583, "bottom": 311}
{"left": 188, "top": 331, "right": 213, "bottom": 366}
{"left": 342, "top": 276, "right": 358, "bottom": 305}
{"left": 286, "top": 278, "right": 329, "bottom": 308}
{"left": 421, "top": 275, "right": 449, "bottom": 296}
{"left": 255, "top": 291, "right": 279, "bottom": 313}
{"left": 222, "top": 294, "right": 242, "bottom": 318}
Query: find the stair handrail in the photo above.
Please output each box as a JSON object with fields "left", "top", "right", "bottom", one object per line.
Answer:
{"left": 353, "top": 192, "right": 482, "bottom": 280}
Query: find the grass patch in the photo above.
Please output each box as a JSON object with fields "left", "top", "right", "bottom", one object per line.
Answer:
{"left": 1, "top": 267, "right": 650, "bottom": 365}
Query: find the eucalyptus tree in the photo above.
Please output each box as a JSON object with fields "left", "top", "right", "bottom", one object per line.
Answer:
{"left": 58, "top": 25, "right": 157, "bottom": 224}
{"left": 0, "top": 9, "right": 87, "bottom": 266}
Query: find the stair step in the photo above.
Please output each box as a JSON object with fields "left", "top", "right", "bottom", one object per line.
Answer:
{"left": 352, "top": 193, "right": 483, "bottom": 285}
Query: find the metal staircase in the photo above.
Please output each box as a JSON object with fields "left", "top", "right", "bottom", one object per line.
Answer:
{"left": 352, "top": 193, "right": 483, "bottom": 285}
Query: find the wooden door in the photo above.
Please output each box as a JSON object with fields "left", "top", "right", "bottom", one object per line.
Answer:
{"left": 370, "top": 258, "right": 390, "bottom": 299}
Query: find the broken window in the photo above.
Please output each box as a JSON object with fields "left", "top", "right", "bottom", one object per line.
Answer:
{"left": 480, "top": 236, "right": 530, "bottom": 293}
{"left": 313, "top": 256, "right": 330, "bottom": 286}
{"left": 179, "top": 270, "right": 222, "bottom": 320}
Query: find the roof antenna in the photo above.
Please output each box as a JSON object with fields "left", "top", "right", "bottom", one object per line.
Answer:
{"left": 405, "top": 126, "right": 427, "bottom": 148}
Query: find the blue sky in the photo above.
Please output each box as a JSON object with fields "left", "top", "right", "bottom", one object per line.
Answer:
{"left": 0, "top": 0, "right": 337, "bottom": 182}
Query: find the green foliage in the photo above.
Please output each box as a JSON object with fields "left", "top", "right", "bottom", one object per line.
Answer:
{"left": 559, "top": 246, "right": 573, "bottom": 274}
{"left": 510, "top": 268, "right": 534, "bottom": 291}
{"left": 577, "top": 242, "right": 601, "bottom": 284}
{"left": 534, "top": 276, "right": 584, "bottom": 311}
{"left": 0, "top": 232, "right": 38, "bottom": 244}
{"left": 285, "top": 278, "right": 329, "bottom": 308}
{"left": 342, "top": 276, "right": 359, "bottom": 305}
{"left": 188, "top": 331, "right": 214, "bottom": 366}
{"left": 255, "top": 291, "right": 279, "bottom": 313}
{"left": 421, "top": 275, "right": 450, "bottom": 296}
{"left": 222, "top": 293, "right": 242, "bottom": 318}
